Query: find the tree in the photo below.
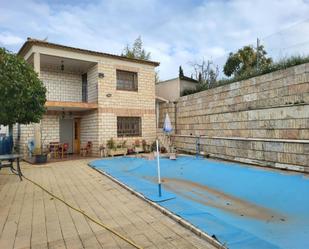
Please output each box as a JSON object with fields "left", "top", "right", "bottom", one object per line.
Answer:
{"left": 121, "top": 36, "right": 151, "bottom": 60}
{"left": 223, "top": 44, "right": 272, "bottom": 77}
{"left": 0, "top": 48, "right": 47, "bottom": 130}
{"left": 191, "top": 59, "right": 219, "bottom": 90}
{"left": 179, "top": 66, "right": 184, "bottom": 77}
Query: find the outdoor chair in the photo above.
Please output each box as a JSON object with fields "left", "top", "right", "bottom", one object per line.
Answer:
{"left": 48, "top": 142, "right": 60, "bottom": 158}
{"left": 61, "top": 143, "right": 69, "bottom": 158}
{"left": 80, "top": 141, "right": 92, "bottom": 156}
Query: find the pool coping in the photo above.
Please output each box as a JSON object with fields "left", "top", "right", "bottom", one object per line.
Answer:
{"left": 88, "top": 162, "right": 227, "bottom": 249}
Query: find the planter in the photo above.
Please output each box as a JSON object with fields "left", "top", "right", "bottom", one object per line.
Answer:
{"left": 34, "top": 154, "right": 47, "bottom": 164}
{"left": 107, "top": 148, "right": 127, "bottom": 157}
{"left": 135, "top": 147, "right": 144, "bottom": 153}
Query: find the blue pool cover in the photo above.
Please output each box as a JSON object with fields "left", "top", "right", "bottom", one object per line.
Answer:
{"left": 90, "top": 156, "right": 309, "bottom": 249}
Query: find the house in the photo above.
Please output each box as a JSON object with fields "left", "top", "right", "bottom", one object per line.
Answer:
{"left": 15, "top": 38, "right": 159, "bottom": 156}
{"left": 155, "top": 75, "right": 198, "bottom": 102}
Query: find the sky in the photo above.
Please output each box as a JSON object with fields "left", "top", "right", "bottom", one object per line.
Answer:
{"left": 1, "top": 0, "right": 309, "bottom": 80}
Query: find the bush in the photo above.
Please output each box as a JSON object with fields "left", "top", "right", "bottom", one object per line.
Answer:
{"left": 183, "top": 55, "right": 309, "bottom": 97}
{"left": 218, "top": 55, "right": 309, "bottom": 87}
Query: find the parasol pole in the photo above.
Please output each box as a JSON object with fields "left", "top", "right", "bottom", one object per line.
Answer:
{"left": 156, "top": 139, "right": 162, "bottom": 197}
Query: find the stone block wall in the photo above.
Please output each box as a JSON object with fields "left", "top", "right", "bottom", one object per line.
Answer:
{"left": 41, "top": 66, "right": 82, "bottom": 102}
{"left": 87, "top": 64, "right": 98, "bottom": 103}
{"left": 13, "top": 123, "right": 34, "bottom": 156}
{"left": 41, "top": 114, "right": 60, "bottom": 146}
{"left": 80, "top": 111, "right": 99, "bottom": 155}
{"left": 13, "top": 114, "right": 60, "bottom": 156}
{"left": 159, "top": 63, "right": 309, "bottom": 172}
{"left": 97, "top": 59, "right": 157, "bottom": 147}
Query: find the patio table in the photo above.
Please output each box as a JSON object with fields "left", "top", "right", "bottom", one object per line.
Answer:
{"left": 0, "top": 154, "right": 23, "bottom": 181}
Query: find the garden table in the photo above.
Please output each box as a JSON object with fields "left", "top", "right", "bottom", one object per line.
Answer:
{"left": 0, "top": 154, "right": 23, "bottom": 181}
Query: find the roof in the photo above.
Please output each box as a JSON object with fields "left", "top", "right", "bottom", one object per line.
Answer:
{"left": 18, "top": 38, "right": 160, "bottom": 67}
{"left": 157, "top": 75, "right": 198, "bottom": 85}
{"left": 179, "top": 75, "right": 198, "bottom": 83}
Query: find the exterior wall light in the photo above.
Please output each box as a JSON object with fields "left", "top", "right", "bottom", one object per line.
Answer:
{"left": 98, "top": 73, "right": 104, "bottom": 78}
{"left": 106, "top": 93, "right": 112, "bottom": 97}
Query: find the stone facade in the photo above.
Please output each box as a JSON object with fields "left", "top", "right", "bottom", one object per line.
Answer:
{"left": 159, "top": 63, "right": 309, "bottom": 172}
{"left": 97, "top": 61, "right": 156, "bottom": 147}
{"left": 16, "top": 39, "right": 157, "bottom": 156}
{"left": 40, "top": 66, "right": 83, "bottom": 102}
{"left": 80, "top": 110, "right": 99, "bottom": 153}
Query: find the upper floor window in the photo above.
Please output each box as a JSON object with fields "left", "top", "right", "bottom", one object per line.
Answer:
{"left": 116, "top": 70, "right": 138, "bottom": 91}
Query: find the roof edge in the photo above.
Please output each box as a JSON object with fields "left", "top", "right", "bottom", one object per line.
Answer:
{"left": 157, "top": 75, "right": 198, "bottom": 85}
{"left": 18, "top": 38, "right": 160, "bottom": 67}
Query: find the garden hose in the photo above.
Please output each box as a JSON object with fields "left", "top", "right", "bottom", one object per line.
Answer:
{"left": 22, "top": 174, "right": 144, "bottom": 249}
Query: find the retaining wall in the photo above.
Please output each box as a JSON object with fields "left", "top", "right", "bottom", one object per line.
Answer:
{"left": 159, "top": 63, "right": 309, "bottom": 172}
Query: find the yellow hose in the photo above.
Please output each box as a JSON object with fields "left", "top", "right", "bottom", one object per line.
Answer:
{"left": 22, "top": 175, "right": 143, "bottom": 249}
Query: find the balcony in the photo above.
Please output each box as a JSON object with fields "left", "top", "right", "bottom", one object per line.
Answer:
{"left": 45, "top": 101, "right": 98, "bottom": 112}
{"left": 31, "top": 54, "right": 99, "bottom": 112}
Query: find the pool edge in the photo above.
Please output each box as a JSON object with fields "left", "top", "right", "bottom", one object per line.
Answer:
{"left": 88, "top": 163, "right": 227, "bottom": 249}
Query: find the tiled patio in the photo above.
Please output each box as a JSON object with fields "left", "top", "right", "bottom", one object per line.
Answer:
{"left": 0, "top": 159, "right": 216, "bottom": 249}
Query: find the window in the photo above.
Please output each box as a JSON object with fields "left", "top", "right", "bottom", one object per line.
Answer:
{"left": 116, "top": 70, "right": 138, "bottom": 91}
{"left": 117, "top": 117, "right": 141, "bottom": 137}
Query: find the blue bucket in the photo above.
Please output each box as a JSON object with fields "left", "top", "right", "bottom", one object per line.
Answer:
{"left": 0, "top": 135, "right": 13, "bottom": 155}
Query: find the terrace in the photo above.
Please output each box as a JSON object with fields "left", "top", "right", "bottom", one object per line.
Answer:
{"left": 0, "top": 160, "right": 216, "bottom": 249}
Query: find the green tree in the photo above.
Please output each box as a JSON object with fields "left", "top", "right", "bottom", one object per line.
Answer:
{"left": 179, "top": 65, "right": 184, "bottom": 77}
{"left": 121, "top": 36, "right": 151, "bottom": 60}
{"left": 223, "top": 45, "right": 272, "bottom": 77}
{"left": 0, "top": 48, "right": 47, "bottom": 130}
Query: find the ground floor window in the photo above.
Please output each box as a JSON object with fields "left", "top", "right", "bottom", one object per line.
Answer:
{"left": 117, "top": 117, "right": 141, "bottom": 137}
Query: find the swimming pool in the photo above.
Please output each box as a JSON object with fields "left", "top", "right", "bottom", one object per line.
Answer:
{"left": 90, "top": 156, "right": 309, "bottom": 249}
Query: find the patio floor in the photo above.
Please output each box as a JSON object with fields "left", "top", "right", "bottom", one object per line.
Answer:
{"left": 0, "top": 159, "right": 216, "bottom": 249}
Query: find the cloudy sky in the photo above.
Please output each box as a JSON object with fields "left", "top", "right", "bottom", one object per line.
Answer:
{"left": 1, "top": 0, "right": 309, "bottom": 80}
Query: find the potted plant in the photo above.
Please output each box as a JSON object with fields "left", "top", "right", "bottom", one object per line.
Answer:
{"left": 106, "top": 138, "right": 127, "bottom": 156}
{"left": 151, "top": 140, "right": 158, "bottom": 152}
{"left": 134, "top": 139, "right": 143, "bottom": 154}
{"left": 142, "top": 139, "right": 150, "bottom": 153}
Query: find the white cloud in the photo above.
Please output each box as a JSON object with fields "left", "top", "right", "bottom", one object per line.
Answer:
{"left": 0, "top": 33, "right": 23, "bottom": 46}
{"left": 0, "top": 0, "right": 309, "bottom": 79}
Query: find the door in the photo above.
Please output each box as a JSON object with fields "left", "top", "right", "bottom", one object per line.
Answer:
{"left": 73, "top": 119, "right": 81, "bottom": 154}
{"left": 59, "top": 119, "right": 73, "bottom": 153}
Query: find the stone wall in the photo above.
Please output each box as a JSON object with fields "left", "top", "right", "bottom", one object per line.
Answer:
{"left": 97, "top": 59, "right": 157, "bottom": 147}
{"left": 41, "top": 66, "right": 82, "bottom": 102}
{"left": 159, "top": 63, "right": 309, "bottom": 172}
{"left": 87, "top": 64, "right": 98, "bottom": 103}
{"left": 80, "top": 110, "right": 99, "bottom": 155}
{"left": 13, "top": 114, "right": 60, "bottom": 156}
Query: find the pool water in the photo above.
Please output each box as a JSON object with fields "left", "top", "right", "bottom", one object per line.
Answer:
{"left": 90, "top": 156, "right": 309, "bottom": 249}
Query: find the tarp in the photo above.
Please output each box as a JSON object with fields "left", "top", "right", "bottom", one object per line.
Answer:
{"left": 0, "top": 135, "right": 13, "bottom": 155}
{"left": 90, "top": 156, "right": 309, "bottom": 249}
